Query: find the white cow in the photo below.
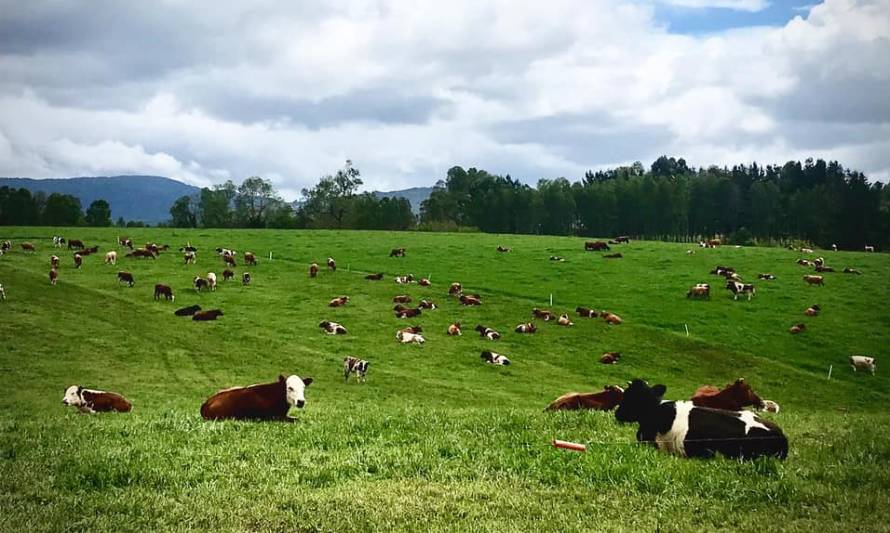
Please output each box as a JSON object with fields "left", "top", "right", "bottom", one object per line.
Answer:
{"left": 104, "top": 251, "right": 117, "bottom": 265}
{"left": 206, "top": 272, "right": 217, "bottom": 291}
{"left": 396, "top": 330, "right": 425, "bottom": 345}
{"left": 850, "top": 355, "right": 876, "bottom": 375}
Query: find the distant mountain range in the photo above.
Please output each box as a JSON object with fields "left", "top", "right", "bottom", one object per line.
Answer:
{"left": 1, "top": 175, "right": 434, "bottom": 223}
{"left": 0, "top": 175, "right": 200, "bottom": 224}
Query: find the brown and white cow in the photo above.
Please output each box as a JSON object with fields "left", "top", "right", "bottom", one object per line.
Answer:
{"left": 459, "top": 294, "right": 482, "bottom": 306}
{"left": 557, "top": 314, "right": 574, "bottom": 326}
{"left": 575, "top": 307, "right": 599, "bottom": 318}
{"left": 418, "top": 278, "right": 431, "bottom": 287}
{"left": 223, "top": 269, "right": 235, "bottom": 281}
{"left": 309, "top": 263, "right": 319, "bottom": 278}
{"left": 194, "top": 276, "right": 208, "bottom": 292}
{"left": 63, "top": 385, "right": 132, "bottom": 414}
{"left": 481, "top": 350, "right": 510, "bottom": 365}
{"left": 447, "top": 322, "right": 462, "bottom": 336}
{"left": 67, "top": 239, "right": 84, "bottom": 250}
{"left": 154, "top": 284, "right": 174, "bottom": 302}
{"left": 801, "top": 247, "right": 814, "bottom": 254}
{"left": 73, "top": 254, "right": 83, "bottom": 269}
{"left": 602, "top": 312, "right": 623, "bottom": 325}
{"left": 725, "top": 280, "right": 755, "bottom": 300}
{"left": 395, "top": 274, "right": 415, "bottom": 284}
{"left": 789, "top": 323, "right": 806, "bottom": 334}
{"left": 127, "top": 248, "right": 156, "bottom": 259}
{"left": 366, "top": 272, "right": 384, "bottom": 280}
{"left": 1, "top": 240, "right": 12, "bottom": 253}
{"left": 687, "top": 284, "right": 710, "bottom": 299}
{"left": 329, "top": 296, "right": 349, "bottom": 307}
{"left": 545, "top": 385, "right": 624, "bottom": 412}
{"left": 223, "top": 254, "right": 236, "bottom": 267}
{"left": 804, "top": 304, "right": 821, "bottom": 317}
{"left": 398, "top": 325, "right": 423, "bottom": 335}
{"left": 815, "top": 265, "right": 835, "bottom": 273}
{"left": 532, "top": 308, "right": 555, "bottom": 321}
{"left": 514, "top": 322, "right": 536, "bottom": 333}
{"left": 184, "top": 251, "right": 197, "bottom": 265}
{"left": 395, "top": 307, "right": 422, "bottom": 318}
{"left": 120, "top": 237, "right": 134, "bottom": 249}
{"left": 244, "top": 252, "right": 257, "bottom": 266}
{"left": 585, "top": 241, "right": 610, "bottom": 251}
{"left": 200, "top": 374, "right": 312, "bottom": 421}
{"left": 49, "top": 269, "right": 58, "bottom": 285}
{"left": 396, "top": 330, "right": 425, "bottom": 344}
{"left": 418, "top": 299, "right": 437, "bottom": 310}
{"left": 193, "top": 309, "right": 224, "bottom": 321}
{"left": 803, "top": 275, "right": 824, "bottom": 286}
{"left": 390, "top": 247, "right": 406, "bottom": 257}
{"left": 50, "top": 255, "right": 60, "bottom": 268}
{"left": 758, "top": 273, "right": 776, "bottom": 281}
{"left": 319, "top": 321, "right": 347, "bottom": 335}
{"left": 475, "top": 325, "right": 501, "bottom": 340}
{"left": 497, "top": 246, "right": 512, "bottom": 253}
{"left": 600, "top": 352, "right": 620, "bottom": 364}
{"left": 242, "top": 272, "right": 251, "bottom": 286}
{"left": 20, "top": 242, "right": 35, "bottom": 253}
{"left": 843, "top": 267, "right": 862, "bottom": 275}
{"left": 850, "top": 355, "right": 876, "bottom": 374}
{"left": 104, "top": 251, "right": 117, "bottom": 265}
{"left": 206, "top": 272, "right": 217, "bottom": 291}
{"left": 0, "top": 283, "right": 5, "bottom": 300}
{"left": 691, "top": 378, "right": 776, "bottom": 412}
{"left": 393, "top": 295, "right": 412, "bottom": 304}
{"left": 117, "top": 271, "right": 135, "bottom": 287}
{"left": 549, "top": 255, "right": 565, "bottom": 262}
{"left": 448, "top": 282, "right": 463, "bottom": 296}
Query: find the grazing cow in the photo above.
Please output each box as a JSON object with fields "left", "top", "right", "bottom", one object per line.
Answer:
{"left": 448, "top": 282, "right": 463, "bottom": 296}
{"left": 801, "top": 247, "right": 814, "bottom": 254}
{"left": 475, "top": 325, "right": 501, "bottom": 340}
{"left": 154, "top": 284, "right": 174, "bottom": 302}
{"left": 497, "top": 246, "right": 512, "bottom": 253}
{"left": 390, "top": 247, "right": 406, "bottom": 257}
{"left": 602, "top": 312, "right": 623, "bottom": 325}
{"left": 687, "top": 284, "right": 710, "bottom": 299}
{"left": 758, "top": 273, "right": 776, "bottom": 280}
{"left": 244, "top": 252, "right": 257, "bottom": 266}
{"left": 418, "top": 299, "right": 437, "bottom": 310}
{"left": 200, "top": 374, "right": 313, "bottom": 421}
{"left": 184, "top": 251, "right": 197, "bottom": 265}
{"left": 117, "top": 271, "right": 135, "bottom": 287}
{"left": 319, "top": 321, "right": 347, "bottom": 335}
{"left": 344, "top": 356, "right": 369, "bottom": 383}
{"left": 803, "top": 275, "right": 824, "bottom": 286}
{"left": 396, "top": 330, "right": 425, "bottom": 344}
{"left": 585, "top": 241, "right": 610, "bottom": 251}
{"left": 481, "top": 350, "right": 510, "bottom": 365}
{"left": 615, "top": 379, "right": 788, "bottom": 460}
{"left": 174, "top": 304, "right": 201, "bottom": 316}
{"left": 393, "top": 295, "right": 412, "bottom": 303}
{"left": 50, "top": 255, "right": 60, "bottom": 268}
{"left": 804, "top": 304, "right": 821, "bottom": 317}
{"left": 223, "top": 269, "right": 235, "bottom": 281}
{"left": 557, "top": 314, "right": 574, "bottom": 326}
{"left": 67, "top": 239, "right": 84, "bottom": 250}
{"left": 576, "top": 307, "right": 599, "bottom": 318}
{"left": 62, "top": 386, "right": 132, "bottom": 414}
{"left": 849, "top": 355, "right": 876, "bottom": 375}
{"left": 843, "top": 267, "right": 861, "bottom": 275}
{"left": 549, "top": 256, "right": 565, "bottom": 262}
{"left": 796, "top": 259, "right": 812, "bottom": 266}
{"left": 418, "top": 278, "right": 431, "bottom": 287}
{"left": 789, "top": 323, "right": 806, "bottom": 334}
{"left": 532, "top": 308, "right": 555, "bottom": 321}
{"left": 691, "top": 378, "right": 769, "bottom": 412}
{"left": 459, "top": 294, "right": 482, "bottom": 306}
{"left": 206, "top": 272, "right": 217, "bottom": 291}
{"left": 193, "top": 309, "right": 224, "bottom": 321}
{"left": 366, "top": 272, "right": 384, "bottom": 280}
{"left": 309, "top": 263, "right": 318, "bottom": 278}
{"left": 127, "top": 249, "right": 156, "bottom": 259}
{"left": 242, "top": 273, "right": 251, "bottom": 286}
{"left": 865, "top": 245, "right": 875, "bottom": 252}
{"left": 815, "top": 265, "right": 835, "bottom": 273}
{"left": 223, "top": 254, "right": 236, "bottom": 267}
{"left": 603, "top": 253, "right": 623, "bottom": 259}
{"left": 194, "top": 276, "right": 208, "bottom": 292}
{"left": 514, "top": 322, "right": 537, "bottom": 333}
{"left": 73, "top": 254, "right": 83, "bottom": 269}
{"left": 21, "top": 242, "right": 36, "bottom": 253}
{"left": 545, "top": 385, "right": 624, "bottom": 412}
{"left": 447, "top": 322, "right": 462, "bottom": 336}
{"left": 104, "top": 251, "right": 117, "bottom": 265}
{"left": 49, "top": 269, "right": 58, "bottom": 285}
{"left": 329, "top": 296, "right": 349, "bottom": 307}
{"left": 600, "top": 352, "right": 620, "bottom": 364}
{"left": 725, "top": 280, "right": 755, "bottom": 301}
{"left": 396, "top": 307, "right": 422, "bottom": 318}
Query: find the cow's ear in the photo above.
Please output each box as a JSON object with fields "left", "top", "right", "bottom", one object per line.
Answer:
{"left": 279, "top": 374, "right": 286, "bottom": 383}
{"left": 302, "top": 377, "right": 313, "bottom": 387}
{"left": 652, "top": 384, "right": 667, "bottom": 398}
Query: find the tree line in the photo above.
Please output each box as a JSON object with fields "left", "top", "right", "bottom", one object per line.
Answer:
{"left": 0, "top": 187, "right": 114, "bottom": 227}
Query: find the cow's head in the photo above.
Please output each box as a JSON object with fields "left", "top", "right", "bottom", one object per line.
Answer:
{"left": 281, "top": 375, "right": 313, "bottom": 409}
{"left": 727, "top": 378, "right": 764, "bottom": 409}
{"left": 62, "top": 385, "right": 84, "bottom": 407}
{"left": 615, "top": 379, "right": 666, "bottom": 424}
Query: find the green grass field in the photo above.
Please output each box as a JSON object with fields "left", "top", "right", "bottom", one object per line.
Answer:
{"left": 1, "top": 227, "right": 889, "bottom": 532}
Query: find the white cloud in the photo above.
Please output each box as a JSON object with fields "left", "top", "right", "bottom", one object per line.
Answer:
{"left": 658, "top": 0, "right": 770, "bottom": 10}
{"left": 0, "top": 0, "right": 888, "bottom": 198}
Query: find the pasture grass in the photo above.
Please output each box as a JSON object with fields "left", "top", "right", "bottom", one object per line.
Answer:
{"left": 1, "top": 227, "right": 889, "bottom": 532}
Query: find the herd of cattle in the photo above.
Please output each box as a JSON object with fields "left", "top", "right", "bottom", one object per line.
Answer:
{"left": 1, "top": 234, "right": 883, "bottom": 460}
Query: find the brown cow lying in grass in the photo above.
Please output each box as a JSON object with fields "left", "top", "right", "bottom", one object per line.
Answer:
{"left": 576, "top": 307, "right": 599, "bottom": 318}
{"left": 418, "top": 299, "right": 437, "bottom": 310}
{"left": 691, "top": 378, "right": 778, "bottom": 413}
{"left": 200, "top": 374, "right": 312, "bottom": 421}
{"left": 602, "top": 312, "right": 623, "bottom": 325}
{"left": 418, "top": 278, "right": 431, "bottom": 286}
{"left": 390, "top": 247, "right": 406, "bottom": 257}
{"left": 329, "top": 296, "right": 349, "bottom": 307}
{"left": 545, "top": 385, "right": 624, "bottom": 412}
{"left": 448, "top": 282, "right": 462, "bottom": 296}
{"left": 804, "top": 304, "right": 821, "bottom": 316}
{"left": 366, "top": 272, "right": 384, "bottom": 280}
{"left": 687, "top": 284, "right": 710, "bottom": 299}
{"left": 447, "top": 322, "right": 462, "bottom": 336}
{"left": 532, "top": 308, "right": 555, "bottom": 321}
{"left": 459, "top": 294, "right": 481, "bottom": 306}
{"left": 127, "top": 249, "right": 156, "bottom": 259}
{"left": 803, "top": 275, "right": 824, "bottom": 286}
{"left": 476, "top": 325, "right": 500, "bottom": 340}
{"left": 395, "top": 307, "right": 422, "bottom": 318}
{"left": 557, "top": 314, "right": 574, "bottom": 326}
{"left": 319, "top": 321, "right": 347, "bottom": 335}
{"left": 514, "top": 322, "right": 536, "bottom": 333}
{"left": 193, "top": 309, "right": 224, "bottom": 321}
{"left": 63, "top": 385, "right": 132, "bottom": 414}
{"left": 393, "top": 295, "right": 412, "bottom": 303}
{"left": 600, "top": 352, "right": 620, "bottom": 364}
{"left": 789, "top": 323, "right": 806, "bottom": 334}
{"left": 327, "top": 257, "right": 335, "bottom": 271}
{"left": 223, "top": 269, "right": 235, "bottom": 281}
{"left": 309, "top": 263, "right": 318, "bottom": 277}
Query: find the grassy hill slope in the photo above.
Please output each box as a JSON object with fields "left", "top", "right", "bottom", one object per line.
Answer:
{"left": 0, "top": 228, "right": 888, "bottom": 531}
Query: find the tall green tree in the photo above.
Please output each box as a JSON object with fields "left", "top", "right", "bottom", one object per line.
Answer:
{"left": 169, "top": 195, "right": 199, "bottom": 228}
{"left": 85, "top": 199, "right": 112, "bottom": 226}
{"left": 42, "top": 193, "right": 82, "bottom": 226}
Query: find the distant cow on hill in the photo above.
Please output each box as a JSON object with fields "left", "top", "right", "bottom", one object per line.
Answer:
{"left": 117, "top": 271, "right": 135, "bottom": 287}
{"left": 21, "top": 242, "right": 36, "bottom": 253}
{"left": 600, "top": 352, "right": 620, "bottom": 364}
{"left": 242, "top": 273, "right": 251, "bottom": 286}
{"left": 459, "top": 294, "right": 481, "bottom": 306}
{"left": 804, "top": 304, "right": 821, "bottom": 317}
{"left": 545, "top": 385, "right": 624, "bottom": 412}
{"left": 725, "top": 280, "right": 755, "bottom": 300}
{"left": 50, "top": 255, "right": 60, "bottom": 268}
{"left": 475, "top": 325, "right": 500, "bottom": 340}
{"left": 418, "top": 299, "right": 437, "bottom": 310}
{"left": 223, "top": 269, "right": 235, "bottom": 281}
{"left": 329, "top": 296, "right": 349, "bottom": 307}
{"left": 49, "top": 269, "right": 58, "bottom": 285}
{"left": 200, "top": 374, "right": 312, "bottom": 421}
{"left": 602, "top": 312, "right": 623, "bottom": 325}
{"left": 557, "top": 314, "right": 574, "bottom": 326}
{"left": 184, "top": 251, "right": 197, "bottom": 265}
{"left": 865, "top": 245, "right": 875, "bottom": 252}
{"left": 447, "top": 322, "right": 462, "bottom": 336}
{"left": 396, "top": 330, "right": 425, "bottom": 345}
{"left": 514, "top": 322, "right": 536, "bottom": 333}
{"left": 758, "top": 273, "right": 776, "bottom": 280}
{"left": 789, "top": 323, "right": 806, "bottom": 334}
{"left": 481, "top": 350, "right": 510, "bottom": 365}
{"left": 193, "top": 276, "right": 208, "bottom": 292}
{"left": 393, "top": 295, "right": 412, "bottom": 303}
{"left": 843, "top": 267, "right": 861, "bottom": 275}
{"left": 576, "top": 307, "right": 599, "bottom": 318}
{"left": 127, "top": 249, "right": 156, "bottom": 259}
{"left": 344, "top": 357, "right": 369, "bottom": 383}
{"left": 803, "top": 275, "right": 824, "bottom": 286}
{"left": 319, "top": 321, "right": 347, "bottom": 335}
{"left": 418, "top": 278, "right": 431, "bottom": 286}
{"left": 497, "top": 246, "right": 512, "bottom": 253}
{"left": 154, "top": 284, "right": 174, "bottom": 302}
{"left": 585, "top": 241, "right": 610, "bottom": 251}
{"left": 395, "top": 307, "right": 422, "bottom": 318}
{"left": 73, "top": 254, "right": 82, "bottom": 269}
{"left": 687, "top": 284, "right": 710, "bottom": 299}
{"left": 532, "top": 308, "right": 555, "bottom": 321}
{"left": 193, "top": 309, "right": 224, "bottom": 321}
{"left": 389, "top": 247, "right": 406, "bottom": 257}
{"left": 174, "top": 305, "right": 201, "bottom": 316}
{"left": 365, "top": 272, "right": 384, "bottom": 280}
{"left": 244, "top": 252, "right": 257, "bottom": 266}
{"left": 326, "top": 257, "right": 335, "bottom": 271}
{"left": 309, "top": 263, "right": 318, "bottom": 278}
{"left": 448, "top": 282, "right": 463, "bottom": 296}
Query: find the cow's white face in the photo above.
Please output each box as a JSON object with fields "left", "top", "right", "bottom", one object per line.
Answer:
{"left": 285, "top": 375, "right": 312, "bottom": 409}
{"left": 62, "top": 385, "right": 83, "bottom": 407}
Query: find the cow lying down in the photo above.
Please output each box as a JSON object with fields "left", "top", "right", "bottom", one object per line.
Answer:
{"left": 201, "top": 374, "right": 312, "bottom": 421}
{"left": 615, "top": 379, "right": 788, "bottom": 460}
{"left": 62, "top": 385, "right": 132, "bottom": 413}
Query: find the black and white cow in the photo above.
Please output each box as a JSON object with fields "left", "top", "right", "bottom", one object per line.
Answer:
{"left": 0, "top": 283, "right": 5, "bottom": 300}
{"left": 319, "top": 321, "right": 347, "bottom": 335}
{"left": 475, "top": 325, "right": 501, "bottom": 340}
{"left": 725, "top": 280, "right": 755, "bottom": 301}
{"left": 343, "top": 356, "right": 369, "bottom": 383}
{"left": 614, "top": 379, "right": 787, "bottom": 460}
{"left": 481, "top": 350, "right": 510, "bottom": 365}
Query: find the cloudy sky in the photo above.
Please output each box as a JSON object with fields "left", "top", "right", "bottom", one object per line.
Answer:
{"left": 1, "top": 0, "right": 888, "bottom": 199}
